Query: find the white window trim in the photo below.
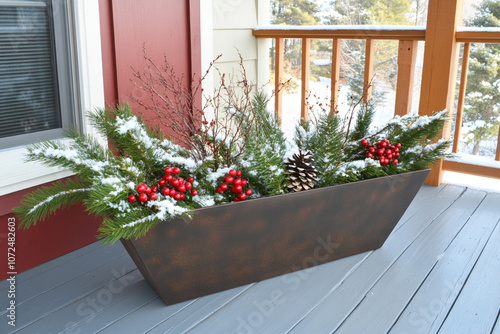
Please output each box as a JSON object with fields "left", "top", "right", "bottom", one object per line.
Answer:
{"left": 0, "top": 0, "right": 105, "bottom": 196}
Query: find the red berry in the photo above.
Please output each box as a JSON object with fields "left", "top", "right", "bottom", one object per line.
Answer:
{"left": 173, "top": 167, "right": 181, "bottom": 174}
{"left": 361, "top": 139, "right": 368, "bottom": 146}
{"left": 386, "top": 149, "right": 392, "bottom": 155}
{"left": 137, "top": 184, "right": 147, "bottom": 193}
{"left": 164, "top": 174, "right": 173, "bottom": 182}
{"left": 217, "top": 187, "right": 223, "bottom": 194}
{"left": 187, "top": 177, "right": 194, "bottom": 183}
{"left": 236, "top": 171, "right": 242, "bottom": 177}
{"left": 377, "top": 149, "right": 385, "bottom": 156}
{"left": 245, "top": 189, "right": 252, "bottom": 196}
{"left": 204, "top": 120, "right": 209, "bottom": 124}
{"left": 151, "top": 186, "right": 158, "bottom": 193}
{"left": 139, "top": 193, "right": 148, "bottom": 202}
{"left": 395, "top": 152, "right": 400, "bottom": 157}
{"left": 224, "top": 176, "right": 234, "bottom": 184}
{"left": 230, "top": 187, "right": 236, "bottom": 193}
{"left": 169, "top": 189, "right": 176, "bottom": 197}
{"left": 180, "top": 194, "right": 185, "bottom": 200}
{"left": 146, "top": 187, "right": 152, "bottom": 194}
{"left": 177, "top": 185, "right": 186, "bottom": 193}
{"left": 369, "top": 147, "right": 376, "bottom": 154}
{"left": 149, "top": 193, "right": 158, "bottom": 200}
{"left": 165, "top": 167, "right": 173, "bottom": 174}
{"left": 394, "top": 147, "right": 399, "bottom": 153}
{"left": 220, "top": 183, "right": 228, "bottom": 191}
{"left": 229, "top": 169, "right": 237, "bottom": 177}
{"left": 393, "top": 159, "right": 399, "bottom": 165}
{"left": 174, "top": 193, "right": 181, "bottom": 200}
{"left": 178, "top": 177, "right": 184, "bottom": 184}
{"left": 387, "top": 154, "right": 393, "bottom": 160}
{"left": 241, "top": 179, "right": 247, "bottom": 187}
{"left": 158, "top": 179, "right": 166, "bottom": 186}
{"left": 396, "top": 143, "right": 402, "bottom": 148}
{"left": 379, "top": 157, "right": 385, "bottom": 164}
{"left": 235, "top": 185, "right": 243, "bottom": 193}
{"left": 172, "top": 179, "right": 180, "bottom": 187}
{"left": 380, "top": 141, "right": 387, "bottom": 148}
{"left": 367, "top": 153, "right": 374, "bottom": 158}
{"left": 191, "top": 190, "right": 198, "bottom": 196}
{"left": 128, "top": 194, "right": 137, "bottom": 203}
{"left": 384, "top": 158, "right": 390, "bottom": 165}
{"left": 233, "top": 178, "right": 242, "bottom": 186}
{"left": 239, "top": 193, "right": 246, "bottom": 200}
{"left": 234, "top": 197, "right": 240, "bottom": 202}
{"left": 162, "top": 188, "right": 170, "bottom": 195}
{"left": 185, "top": 182, "right": 192, "bottom": 190}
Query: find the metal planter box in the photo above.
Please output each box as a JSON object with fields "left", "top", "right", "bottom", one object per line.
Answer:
{"left": 121, "top": 169, "right": 430, "bottom": 305}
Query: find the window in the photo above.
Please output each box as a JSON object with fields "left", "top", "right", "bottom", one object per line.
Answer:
{"left": 0, "top": 0, "right": 75, "bottom": 149}
{"left": 0, "top": 0, "right": 104, "bottom": 196}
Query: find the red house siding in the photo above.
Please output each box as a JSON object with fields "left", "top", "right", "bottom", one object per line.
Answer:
{"left": 0, "top": 0, "right": 200, "bottom": 280}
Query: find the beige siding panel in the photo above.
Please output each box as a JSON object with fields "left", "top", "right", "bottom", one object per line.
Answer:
{"left": 212, "top": 0, "right": 257, "bottom": 29}
{"left": 213, "top": 29, "right": 257, "bottom": 62}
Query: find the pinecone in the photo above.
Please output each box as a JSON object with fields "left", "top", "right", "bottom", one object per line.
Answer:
{"left": 285, "top": 150, "right": 318, "bottom": 192}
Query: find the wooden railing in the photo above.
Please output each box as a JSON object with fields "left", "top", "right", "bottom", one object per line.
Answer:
{"left": 253, "top": 24, "right": 500, "bottom": 183}
{"left": 253, "top": 25, "right": 426, "bottom": 121}
{"left": 445, "top": 27, "right": 500, "bottom": 179}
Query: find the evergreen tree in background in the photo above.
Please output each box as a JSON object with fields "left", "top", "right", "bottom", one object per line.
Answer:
{"left": 462, "top": 0, "right": 500, "bottom": 156}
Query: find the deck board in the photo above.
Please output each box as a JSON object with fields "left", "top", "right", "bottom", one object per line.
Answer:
{"left": 287, "top": 185, "right": 466, "bottom": 334}
{"left": 3, "top": 184, "right": 500, "bottom": 334}
{"left": 20, "top": 270, "right": 157, "bottom": 334}
{"left": 437, "top": 202, "right": 500, "bottom": 334}
{"left": 332, "top": 189, "right": 486, "bottom": 334}
{"left": 389, "top": 192, "right": 500, "bottom": 334}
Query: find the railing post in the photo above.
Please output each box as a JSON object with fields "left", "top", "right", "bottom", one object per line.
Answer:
{"left": 363, "top": 39, "right": 375, "bottom": 103}
{"left": 395, "top": 40, "right": 418, "bottom": 116}
{"left": 418, "top": 0, "right": 464, "bottom": 186}
{"left": 330, "top": 38, "right": 341, "bottom": 115}
{"left": 301, "top": 38, "right": 311, "bottom": 123}
{"left": 496, "top": 127, "right": 500, "bottom": 161}
{"left": 453, "top": 42, "right": 471, "bottom": 153}
{"left": 274, "top": 38, "right": 284, "bottom": 123}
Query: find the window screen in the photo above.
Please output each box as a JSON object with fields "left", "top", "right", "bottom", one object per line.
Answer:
{"left": 0, "top": 0, "right": 74, "bottom": 149}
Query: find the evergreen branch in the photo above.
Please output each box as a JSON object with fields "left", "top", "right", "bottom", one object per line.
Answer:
{"left": 13, "top": 178, "right": 93, "bottom": 229}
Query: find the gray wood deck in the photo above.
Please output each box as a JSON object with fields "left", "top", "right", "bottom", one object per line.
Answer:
{"left": 2, "top": 184, "right": 500, "bottom": 334}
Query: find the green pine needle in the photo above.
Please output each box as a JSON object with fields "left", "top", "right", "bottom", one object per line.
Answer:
{"left": 13, "top": 178, "right": 93, "bottom": 229}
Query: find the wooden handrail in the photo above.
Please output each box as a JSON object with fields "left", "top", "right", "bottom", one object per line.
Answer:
{"left": 456, "top": 28, "right": 500, "bottom": 43}
{"left": 253, "top": 25, "right": 426, "bottom": 40}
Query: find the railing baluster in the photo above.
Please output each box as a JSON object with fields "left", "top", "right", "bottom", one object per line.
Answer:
{"left": 395, "top": 40, "right": 418, "bottom": 116}
{"left": 330, "top": 38, "right": 341, "bottom": 116}
{"left": 496, "top": 126, "right": 500, "bottom": 161}
{"left": 274, "top": 38, "right": 284, "bottom": 123}
{"left": 364, "top": 39, "right": 374, "bottom": 103}
{"left": 301, "top": 37, "right": 311, "bottom": 123}
{"left": 453, "top": 42, "right": 471, "bottom": 153}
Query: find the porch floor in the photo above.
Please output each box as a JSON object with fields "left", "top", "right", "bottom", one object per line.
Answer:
{"left": 2, "top": 184, "right": 500, "bottom": 334}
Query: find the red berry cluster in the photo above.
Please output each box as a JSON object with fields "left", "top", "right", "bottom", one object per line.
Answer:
{"left": 361, "top": 139, "right": 401, "bottom": 166}
{"left": 217, "top": 169, "right": 252, "bottom": 202}
{"left": 128, "top": 166, "right": 198, "bottom": 204}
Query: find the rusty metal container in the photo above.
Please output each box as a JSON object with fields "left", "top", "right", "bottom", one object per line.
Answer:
{"left": 121, "top": 169, "right": 430, "bottom": 305}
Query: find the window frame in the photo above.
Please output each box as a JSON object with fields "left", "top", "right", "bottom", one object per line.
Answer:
{"left": 0, "top": 0, "right": 105, "bottom": 196}
{"left": 0, "top": 0, "right": 77, "bottom": 149}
